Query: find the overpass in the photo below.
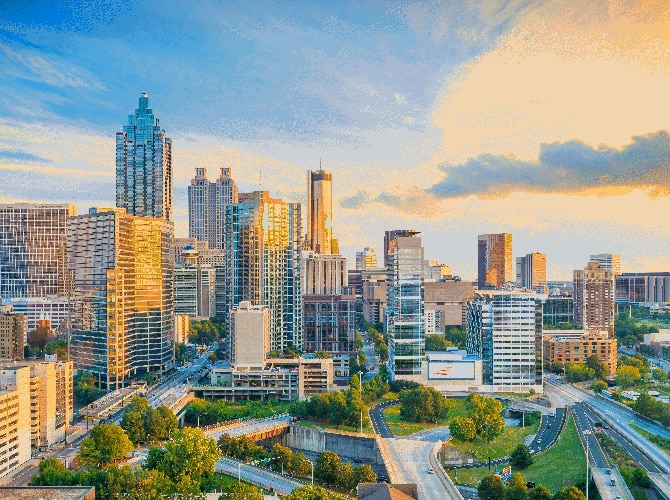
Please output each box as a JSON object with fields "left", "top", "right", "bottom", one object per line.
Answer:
{"left": 204, "top": 415, "right": 292, "bottom": 442}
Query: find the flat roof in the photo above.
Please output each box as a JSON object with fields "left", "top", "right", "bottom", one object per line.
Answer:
{"left": 0, "top": 486, "right": 95, "bottom": 500}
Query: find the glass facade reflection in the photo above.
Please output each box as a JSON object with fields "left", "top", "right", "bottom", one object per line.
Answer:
{"left": 307, "top": 169, "right": 333, "bottom": 254}
{"left": 224, "top": 192, "right": 302, "bottom": 352}
{"left": 116, "top": 93, "right": 173, "bottom": 221}
{"left": 188, "top": 167, "right": 238, "bottom": 249}
{"left": 386, "top": 231, "right": 424, "bottom": 379}
{"left": 67, "top": 208, "right": 174, "bottom": 390}
{"left": 0, "top": 204, "right": 75, "bottom": 300}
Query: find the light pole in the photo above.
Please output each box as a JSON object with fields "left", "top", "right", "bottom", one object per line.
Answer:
{"left": 197, "top": 412, "right": 208, "bottom": 427}
{"left": 358, "top": 371, "right": 363, "bottom": 435}
{"left": 310, "top": 459, "right": 314, "bottom": 485}
{"left": 584, "top": 430, "right": 592, "bottom": 500}
{"left": 238, "top": 462, "right": 241, "bottom": 483}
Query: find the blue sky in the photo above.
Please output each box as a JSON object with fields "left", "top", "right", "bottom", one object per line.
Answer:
{"left": 1, "top": 1, "right": 669, "bottom": 280}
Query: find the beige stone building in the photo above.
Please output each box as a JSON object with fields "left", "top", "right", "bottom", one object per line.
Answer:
{"left": 573, "top": 262, "right": 615, "bottom": 336}
{"left": 8, "top": 359, "right": 74, "bottom": 449}
{"left": 230, "top": 301, "right": 271, "bottom": 368}
{"left": 424, "top": 280, "right": 475, "bottom": 329}
{"left": 0, "top": 365, "right": 31, "bottom": 478}
{"left": 0, "top": 306, "right": 25, "bottom": 361}
{"left": 543, "top": 330, "right": 618, "bottom": 375}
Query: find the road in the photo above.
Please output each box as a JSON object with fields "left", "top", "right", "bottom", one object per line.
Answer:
{"left": 546, "top": 379, "right": 670, "bottom": 474}
{"left": 215, "top": 455, "right": 305, "bottom": 495}
{"left": 206, "top": 415, "right": 293, "bottom": 441}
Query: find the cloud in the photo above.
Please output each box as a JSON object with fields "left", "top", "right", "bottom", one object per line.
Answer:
{"left": 428, "top": 130, "right": 670, "bottom": 198}
{"left": 340, "top": 190, "right": 371, "bottom": 209}
{"left": 0, "top": 150, "right": 52, "bottom": 163}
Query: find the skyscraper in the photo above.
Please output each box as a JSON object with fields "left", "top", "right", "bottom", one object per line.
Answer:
{"left": 116, "top": 93, "right": 173, "bottom": 221}
{"left": 188, "top": 167, "right": 238, "bottom": 249}
{"left": 355, "top": 247, "right": 378, "bottom": 270}
{"left": 0, "top": 203, "right": 75, "bottom": 300}
{"left": 386, "top": 230, "right": 424, "bottom": 380}
{"left": 224, "top": 192, "right": 302, "bottom": 352}
{"left": 67, "top": 208, "right": 174, "bottom": 389}
{"left": 466, "top": 291, "right": 544, "bottom": 392}
{"left": 516, "top": 252, "right": 547, "bottom": 293}
{"left": 589, "top": 253, "right": 621, "bottom": 276}
{"left": 573, "top": 261, "right": 615, "bottom": 336}
{"left": 307, "top": 169, "right": 333, "bottom": 254}
{"left": 477, "top": 233, "right": 513, "bottom": 288}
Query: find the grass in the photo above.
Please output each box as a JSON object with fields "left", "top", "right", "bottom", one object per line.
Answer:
{"left": 382, "top": 405, "right": 449, "bottom": 436}
{"left": 447, "top": 414, "right": 586, "bottom": 495}
{"left": 447, "top": 420, "right": 538, "bottom": 460}
{"left": 631, "top": 423, "right": 670, "bottom": 455}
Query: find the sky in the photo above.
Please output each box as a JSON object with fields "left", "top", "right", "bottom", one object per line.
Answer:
{"left": 1, "top": 0, "right": 669, "bottom": 281}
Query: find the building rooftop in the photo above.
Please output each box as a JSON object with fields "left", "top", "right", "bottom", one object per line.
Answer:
{"left": 0, "top": 486, "right": 95, "bottom": 500}
{"left": 357, "top": 483, "right": 419, "bottom": 500}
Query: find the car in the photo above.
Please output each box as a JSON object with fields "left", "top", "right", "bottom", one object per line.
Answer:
{"left": 427, "top": 468, "right": 434, "bottom": 474}
{"left": 547, "top": 423, "right": 552, "bottom": 428}
{"left": 536, "top": 439, "right": 542, "bottom": 444}
{"left": 604, "top": 425, "right": 609, "bottom": 429}
{"left": 549, "top": 412, "right": 555, "bottom": 417}
{"left": 610, "top": 479, "right": 616, "bottom": 486}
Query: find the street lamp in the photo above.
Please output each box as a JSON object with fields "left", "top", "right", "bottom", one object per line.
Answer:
{"left": 309, "top": 459, "right": 314, "bottom": 485}
{"left": 197, "top": 412, "right": 208, "bottom": 427}
{"left": 358, "top": 371, "right": 364, "bottom": 435}
{"left": 584, "top": 430, "right": 592, "bottom": 500}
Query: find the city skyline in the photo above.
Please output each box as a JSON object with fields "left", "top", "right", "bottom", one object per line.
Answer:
{"left": 1, "top": 2, "right": 669, "bottom": 280}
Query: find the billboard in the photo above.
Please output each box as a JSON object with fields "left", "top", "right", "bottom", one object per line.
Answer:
{"left": 427, "top": 361, "right": 475, "bottom": 380}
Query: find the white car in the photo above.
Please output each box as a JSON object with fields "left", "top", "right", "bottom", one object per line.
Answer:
{"left": 427, "top": 467, "right": 434, "bottom": 474}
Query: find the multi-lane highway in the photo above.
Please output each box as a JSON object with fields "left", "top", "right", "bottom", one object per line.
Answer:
{"left": 546, "top": 379, "right": 670, "bottom": 474}
{"left": 215, "top": 455, "right": 305, "bottom": 495}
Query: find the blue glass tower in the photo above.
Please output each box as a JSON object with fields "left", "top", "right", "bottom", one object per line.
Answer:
{"left": 116, "top": 93, "right": 173, "bottom": 221}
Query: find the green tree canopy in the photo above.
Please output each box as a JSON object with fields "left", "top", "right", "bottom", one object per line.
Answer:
{"left": 399, "top": 386, "right": 448, "bottom": 422}
{"left": 353, "top": 463, "right": 377, "bottom": 485}
{"left": 510, "top": 444, "right": 533, "bottom": 469}
{"left": 528, "top": 484, "right": 552, "bottom": 500}
{"left": 585, "top": 355, "right": 608, "bottom": 380}
{"left": 425, "top": 334, "right": 454, "bottom": 351}
{"left": 314, "top": 451, "right": 343, "bottom": 486}
{"left": 285, "top": 485, "right": 348, "bottom": 500}
{"left": 29, "top": 458, "right": 74, "bottom": 486}
{"left": 478, "top": 474, "right": 505, "bottom": 500}
{"left": 505, "top": 471, "right": 528, "bottom": 500}
{"left": 221, "top": 482, "right": 263, "bottom": 500}
{"left": 77, "top": 424, "right": 133, "bottom": 468}
{"left": 467, "top": 394, "right": 505, "bottom": 442}
{"left": 158, "top": 428, "right": 219, "bottom": 481}
{"left": 553, "top": 486, "right": 586, "bottom": 500}
{"left": 615, "top": 364, "right": 641, "bottom": 387}
{"left": 449, "top": 416, "right": 477, "bottom": 442}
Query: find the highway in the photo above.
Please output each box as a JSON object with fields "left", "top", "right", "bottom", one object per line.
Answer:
{"left": 546, "top": 379, "right": 670, "bottom": 474}
{"left": 215, "top": 455, "right": 305, "bottom": 495}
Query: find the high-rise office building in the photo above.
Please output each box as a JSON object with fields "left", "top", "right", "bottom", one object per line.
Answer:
{"left": 573, "top": 261, "right": 615, "bottom": 336}
{"left": 230, "top": 301, "right": 271, "bottom": 368}
{"left": 0, "top": 365, "right": 31, "bottom": 478}
{"left": 477, "top": 233, "right": 513, "bottom": 288}
{"left": 302, "top": 253, "right": 347, "bottom": 295}
{"left": 188, "top": 167, "right": 238, "bottom": 249}
{"left": 306, "top": 169, "right": 333, "bottom": 255}
{"left": 303, "top": 294, "right": 356, "bottom": 356}
{"left": 589, "top": 253, "right": 621, "bottom": 276}
{"left": 356, "top": 247, "right": 378, "bottom": 270}
{"left": 67, "top": 208, "right": 174, "bottom": 389}
{"left": 0, "top": 306, "right": 25, "bottom": 360}
{"left": 0, "top": 204, "right": 75, "bottom": 300}
{"left": 116, "top": 93, "right": 173, "bottom": 221}
{"left": 466, "top": 291, "right": 544, "bottom": 392}
{"left": 386, "top": 230, "right": 424, "bottom": 380}
{"left": 616, "top": 272, "right": 670, "bottom": 305}
{"left": 424, "top": 260, "right": 453, "bottom": 280}
{"left": 224, "top": 192, "right": 302, "bottom": 352}
{"left": 516, "top": 252, "right": 547, "bottom": 293}
{"left": 174, "top": 248, "right": 216, "bottom": 320}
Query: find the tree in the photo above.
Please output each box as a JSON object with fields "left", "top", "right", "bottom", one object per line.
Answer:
{"left": 29, "top": 458, "right": 74, "bottom": 486}
{"left": 314, "top": 451, "right": 343, "bottom": 486}
{"left": 315, "top": 350, "right": 331, "bottom": 359}
{"left": 467, "top": 394, "right": 504, "bottom": 441}
{"left": 652, "top": 368, "right": 668, "bottom": 382}
{"left": 615, "top": 364, "right": 641, "bottom": 387}
{"left": 553, "top": 486, "right": 586, "bottom": 500}
{"left": 156, "top": 405, "right": 178, "bottom": 439}
{"left": 528, "top": 484, "right": 552, "bottom": 500}
{"left": 585, "top": 355, "right": 608, "bottom": 380}
{"left": 45, "top": 339, "right": 68, "bottom": 360}
{"left": 565, "top": 364, "right": 595, "bottom": 383}
{"left": 444, "top": 325, "right": 467, "bottom": 349}
{"left": 510, "top": 444, "right": 533, "bottom": 469}
{"left": 74, "top": 371, "right": 105, "bottom": 406}
{"left": 28, "top": 325, "right": 50, "bottom": 351}
{"left": 77, "top": 424, "right": 133, "bottom": 467}
{"left": 290, "top": 452, "right": 312, "bottom": 478}
{"left": 590, "top": 380, "right": 608, "bottom": 393}
{"left": 222, "top": 482, "right": 264, "bottom": 500}
{"left": 449, "top": 416, "right": 477, "bottom": 442}
{"left": 121, "top": 409, "right": 146, "bottom": 443}
{"left": 148, "top": 427, "right": 219, "bottom": 482}
{"left": 353, "top": 463, "right": 377, "bottom": 485}
{"left": 478, "top": 474, "right": 505, "bottom": 500}
{"left": 425, "top": 335, "right": 454, "bottom": 351}
{"left": 505, "top": 472, "right": 528, "bottom": 500}
{"left": 286, "top": 485, "right": 348, "bottom": 500}
{"left": 399, "top": 386, "right": 448, "bottom": 422}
